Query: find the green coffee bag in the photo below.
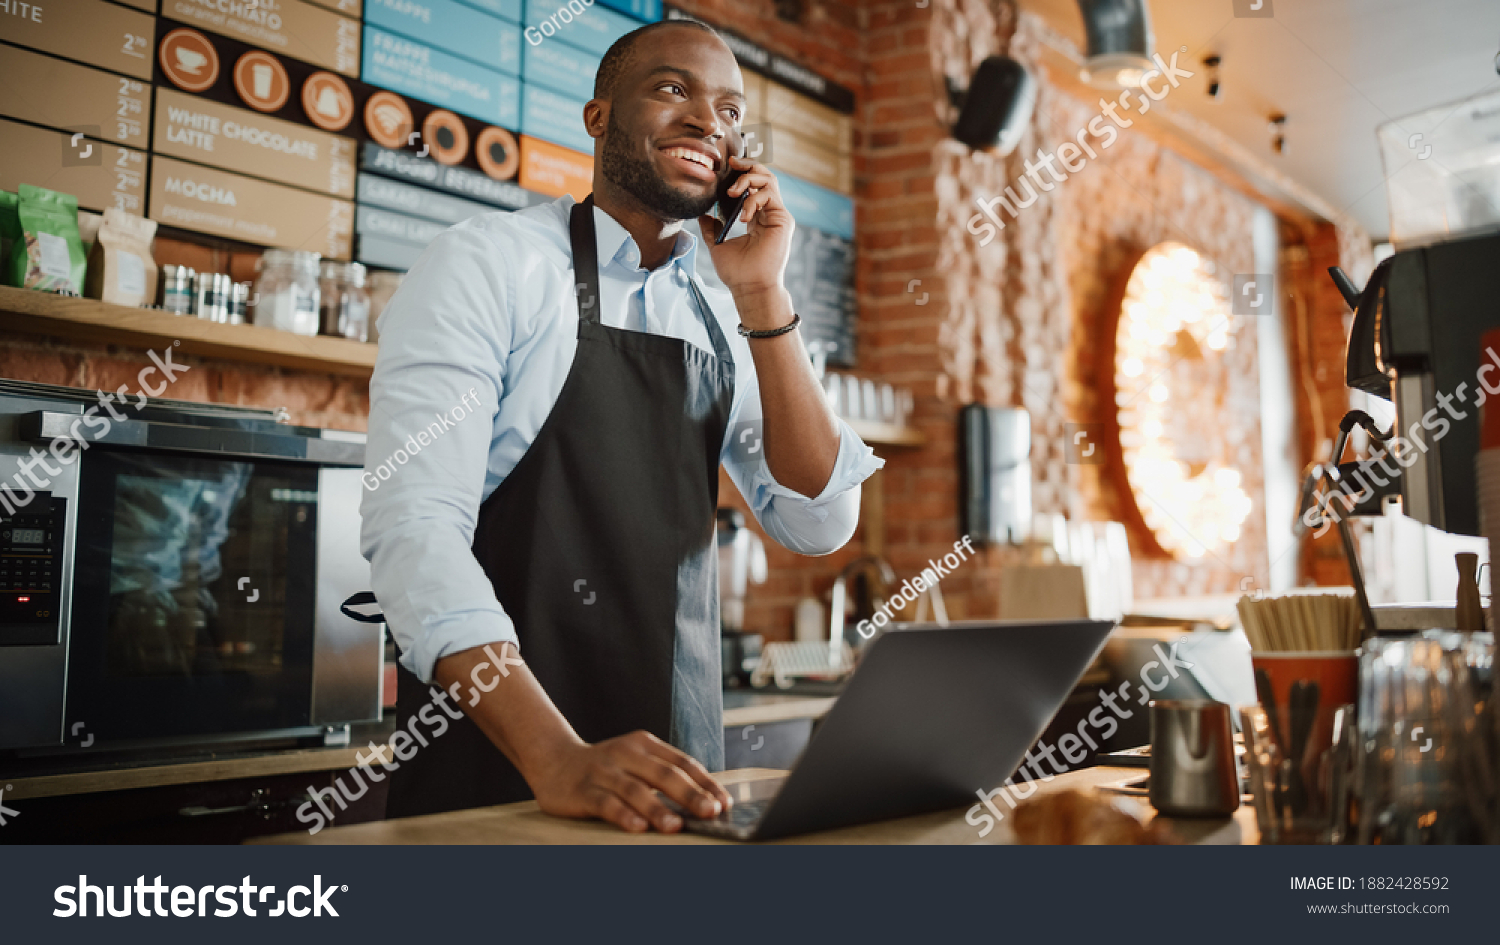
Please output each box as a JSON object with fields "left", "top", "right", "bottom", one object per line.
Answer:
{"left": 10, "top": 184, "right": 87, "bottom": 293}
{"left": 0, "top": 191, "right": 20, "bottom": 287}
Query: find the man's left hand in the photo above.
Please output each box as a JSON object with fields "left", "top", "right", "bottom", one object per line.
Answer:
{"left": 699, "top": 156, "right": 794, "bottom": 314}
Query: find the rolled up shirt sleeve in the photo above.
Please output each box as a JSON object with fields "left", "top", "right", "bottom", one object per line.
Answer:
{"left": 721, "top": 380, "right": 884, "bottom": 556}
{"left": 360, "top": 224, "right": 519, "bottom": 684}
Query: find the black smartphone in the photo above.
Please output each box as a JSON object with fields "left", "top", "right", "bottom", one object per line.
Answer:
{"left": 715, "top": 137, "right": 749, "bottom": 245}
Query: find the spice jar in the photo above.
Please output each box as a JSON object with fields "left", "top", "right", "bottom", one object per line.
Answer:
{"left": 252, "top": 249, "right": 321, "bottom": 336}
{"left": 319, "top": 261, "right": 371, "bottom": 342}
{"left": 159, "top": 264, "right": 194, "bottom": 314}
{"left": 193, "top": 271, "right": 230, "bottom": 323}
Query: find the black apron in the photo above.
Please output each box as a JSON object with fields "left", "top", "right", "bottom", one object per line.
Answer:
{"left": 382, "top": 196, "right": 736, "bottom": 817}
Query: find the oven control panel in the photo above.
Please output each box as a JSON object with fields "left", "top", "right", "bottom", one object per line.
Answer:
{"left": 0, "top": 492, "right": 66, "bottom": 646}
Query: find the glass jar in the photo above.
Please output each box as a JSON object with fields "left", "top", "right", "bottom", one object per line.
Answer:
{"left": 159, "top": 264, "right": 194, "bottom": 314}
{"left": 252, "top": 249, "right": 321, "bottom": 336}
{"left": 319, "top": 261, "right": 370, "bottom": 342}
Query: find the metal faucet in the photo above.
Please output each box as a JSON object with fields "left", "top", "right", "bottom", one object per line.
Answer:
{"left": 828, "top": 555, "right": 897, "bottom": 666}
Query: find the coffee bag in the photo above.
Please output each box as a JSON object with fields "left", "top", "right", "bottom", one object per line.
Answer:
{"left": 8, "top": 184, "right": 87, "bottom": 293}
{"left": 86, "top": 208, "right": 158, "bottom": 306}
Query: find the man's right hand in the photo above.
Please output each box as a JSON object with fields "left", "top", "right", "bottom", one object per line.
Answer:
{"left": 529, "top": 730, "right": 733, "bottom": 833}
{"left": 434, "top": 643, "right": 732, "bottom": 833}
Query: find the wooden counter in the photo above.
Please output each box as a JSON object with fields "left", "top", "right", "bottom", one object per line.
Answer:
{"left": 250, "top": 765, "right": 1258, "bottom": 846}
{"left": 6, "top": 745, "right": 393, "bottom": 801}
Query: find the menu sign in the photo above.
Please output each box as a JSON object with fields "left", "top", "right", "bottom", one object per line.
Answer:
{"left": 305, "top": 0, "right": 361, "bottom": 16}
{"left": 162, "top": 0, "right": 360, "bottom": 77}
{"left": 362, "top": 26, "right": 519, "bottom": 127}
{"left": 359, "top": 143, "right": 543, "bottom": 209}
{"left": 149, "top": 155, "right": 354, "bottom": 259}
{"left": 0, "top": 118, "right": 146, "bottom": 213}
{"left": 356, "top": 173, "right": 494, "bottom": 226}
{"left": 518, "top": 135, "right": 590, "bottom": 201}
{"left": 114, "top": 0, "right": 156, "bottom": 12}
{"left": 766, "top": 83, "right": 852, "bottom": 154}
{"left": 364, "top": 0, "right": 521, "bottom": 75}
{"left": 0, "top": 0, "right": 156, "bottom": 81}
{"left": 765, "top": 127, "right": 850, "bottom": 195}
{"left": 356, "top": 204, "right": 447, "bottom": 246}
{"left": 153, "top": 88, "right": 356, "bottom": 198}
{"left": 0, "top": 44, "right": 150, "bottom": 150}
{"left": 784, "top": 225, "right": 856, "bottom": 365}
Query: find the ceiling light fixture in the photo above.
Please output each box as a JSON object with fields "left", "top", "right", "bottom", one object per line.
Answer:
{"left": 1077, "top": 0, "right": 1157, "bottom": 89}
{"left": 1203, "top": 54, "right": 1221, "bottom": 99}
{"left": 1269, "top": 113, "right": 1287, "bottom": 154}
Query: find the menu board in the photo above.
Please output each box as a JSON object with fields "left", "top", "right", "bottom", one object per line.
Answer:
{"left": 148, "top": 155, "right": 354, "bottom": 259}
{"left": 778, "top": 173, "right": 853, "bottom": 239}
{"left": 518, "top": 135, "right": 591, "bottom": 201}
{"left": 357, "top": 232, "right": 424, "bottom": 270}
{"left": 356, "top": 173, "right": 497, "bottom": 226}
{"left": 154, "top": 88, "right": 356, "bottom": 198}
{"left": 521, "top": 30, "right": 601, "bottom": 102}
{"left": 356, "top": 204, "right": 447, "bottom": 246}
{"left": 451, "top": 0, "right": 520, "bottom": 22}
{"left": 765, "top": 82, "right": 852, "bottom": 154}
{"left": 784, "top": 225, "right": 856, "bottom": 366}
{"left": 524, "top": 0, "right": 634, "bottom": 57}
{"left": 0, "top": 0, "right": 156, "bottom": 81}
{"left": 0, "top": 44, "right": 150, "bottom": 150}
{"left": 768, "top": 127, "right": 851, "bottom": 194}
{"left": 364, "top": 0, "right": 521, "bottom": 75}
{"left": 161, "top": 0, "right": 359, "bottom": 77}
{"left": 0, "top": 118, "right": 146, "bottom": 213}
{"left": 305, "top": 0, "right": 362, "bottom": 16}
{"left": 362, "top": 25, "right": 520, "bottom": 127}
{"left": 520, "top": 84, "right": 593, "bottom": 155}
{"left": 359, "top": 143, "right": 544, "bottom": 209}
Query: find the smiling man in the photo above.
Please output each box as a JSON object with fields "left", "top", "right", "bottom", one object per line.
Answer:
{"left": 359, "top": 18, "right": 881, "bottom": 833}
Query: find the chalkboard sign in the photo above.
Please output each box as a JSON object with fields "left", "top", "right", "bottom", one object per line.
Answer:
{"left": 784, "top": 225, "right": 857, "bottom": 367}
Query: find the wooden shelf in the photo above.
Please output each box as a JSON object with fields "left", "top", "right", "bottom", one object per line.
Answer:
{"left": 846, "top": 417, "right": 925, "bottom": 448}
{"left": 0, "top": 285, "right": 377, "bottom": 377}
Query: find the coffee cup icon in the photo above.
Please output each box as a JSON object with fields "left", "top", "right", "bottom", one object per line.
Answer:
{"left": 315, "top": 86, "right": 344, "bottom": 116}
{"left": 175, "top": 47, "right": 208, "bottom": 74}
{"left": 252, "top": 63, "right": 273, "bottom": 99}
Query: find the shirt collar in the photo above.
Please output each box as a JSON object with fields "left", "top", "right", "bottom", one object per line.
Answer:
{"left": 589, "top": 202, "right": 700, "bottom": 278}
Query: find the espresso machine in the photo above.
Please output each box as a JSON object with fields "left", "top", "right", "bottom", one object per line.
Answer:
{"left": 1299, "top": 87, "right": 1500, "bottom": 633}
{"left": 1331, "top": 226, "right": 1500, "bottom": 537}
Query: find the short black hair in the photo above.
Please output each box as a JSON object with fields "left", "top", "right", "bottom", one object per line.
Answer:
{"left": 593, "top": 18, "right": 723, "bottom": 100}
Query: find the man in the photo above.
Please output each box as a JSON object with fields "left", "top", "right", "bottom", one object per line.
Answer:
{"left": 360, "top": 18, "right": 880, "bottom": 834}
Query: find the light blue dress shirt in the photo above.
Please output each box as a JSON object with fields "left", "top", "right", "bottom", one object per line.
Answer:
{"left": 361, "top": 196, "right": 884, "bottom": 684}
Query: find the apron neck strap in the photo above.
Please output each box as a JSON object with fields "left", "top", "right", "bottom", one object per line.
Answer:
{"left": 569, "top": 194, "right": 735, "bottom": 364}
{"left": 569, "top": 195, "right": 602, "bottom": 326}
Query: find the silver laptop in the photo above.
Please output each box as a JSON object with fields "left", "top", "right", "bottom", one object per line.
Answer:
{"left": 678, "top": 619, "right": 1114, "bottom": 840}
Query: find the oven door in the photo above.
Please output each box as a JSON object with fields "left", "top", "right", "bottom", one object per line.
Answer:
{"left": 66, "top": 447, "right": 324, "bottom": 744}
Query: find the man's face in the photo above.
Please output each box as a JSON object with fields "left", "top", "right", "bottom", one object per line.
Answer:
{"left": 597, "top": 27, "right": 745, "bottom": 221}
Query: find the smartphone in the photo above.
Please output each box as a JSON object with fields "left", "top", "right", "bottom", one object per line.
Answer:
{"left": 715, "top": 137, "right": 750, "bottom": 245}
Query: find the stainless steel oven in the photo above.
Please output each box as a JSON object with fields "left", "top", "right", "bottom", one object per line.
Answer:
{"left": 0, "top": 379, "right": 381, "bottom": 755}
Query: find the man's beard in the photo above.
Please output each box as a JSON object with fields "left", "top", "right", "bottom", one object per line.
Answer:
{"left": 601, "top": 113, "right": 718, "bottom": 221}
